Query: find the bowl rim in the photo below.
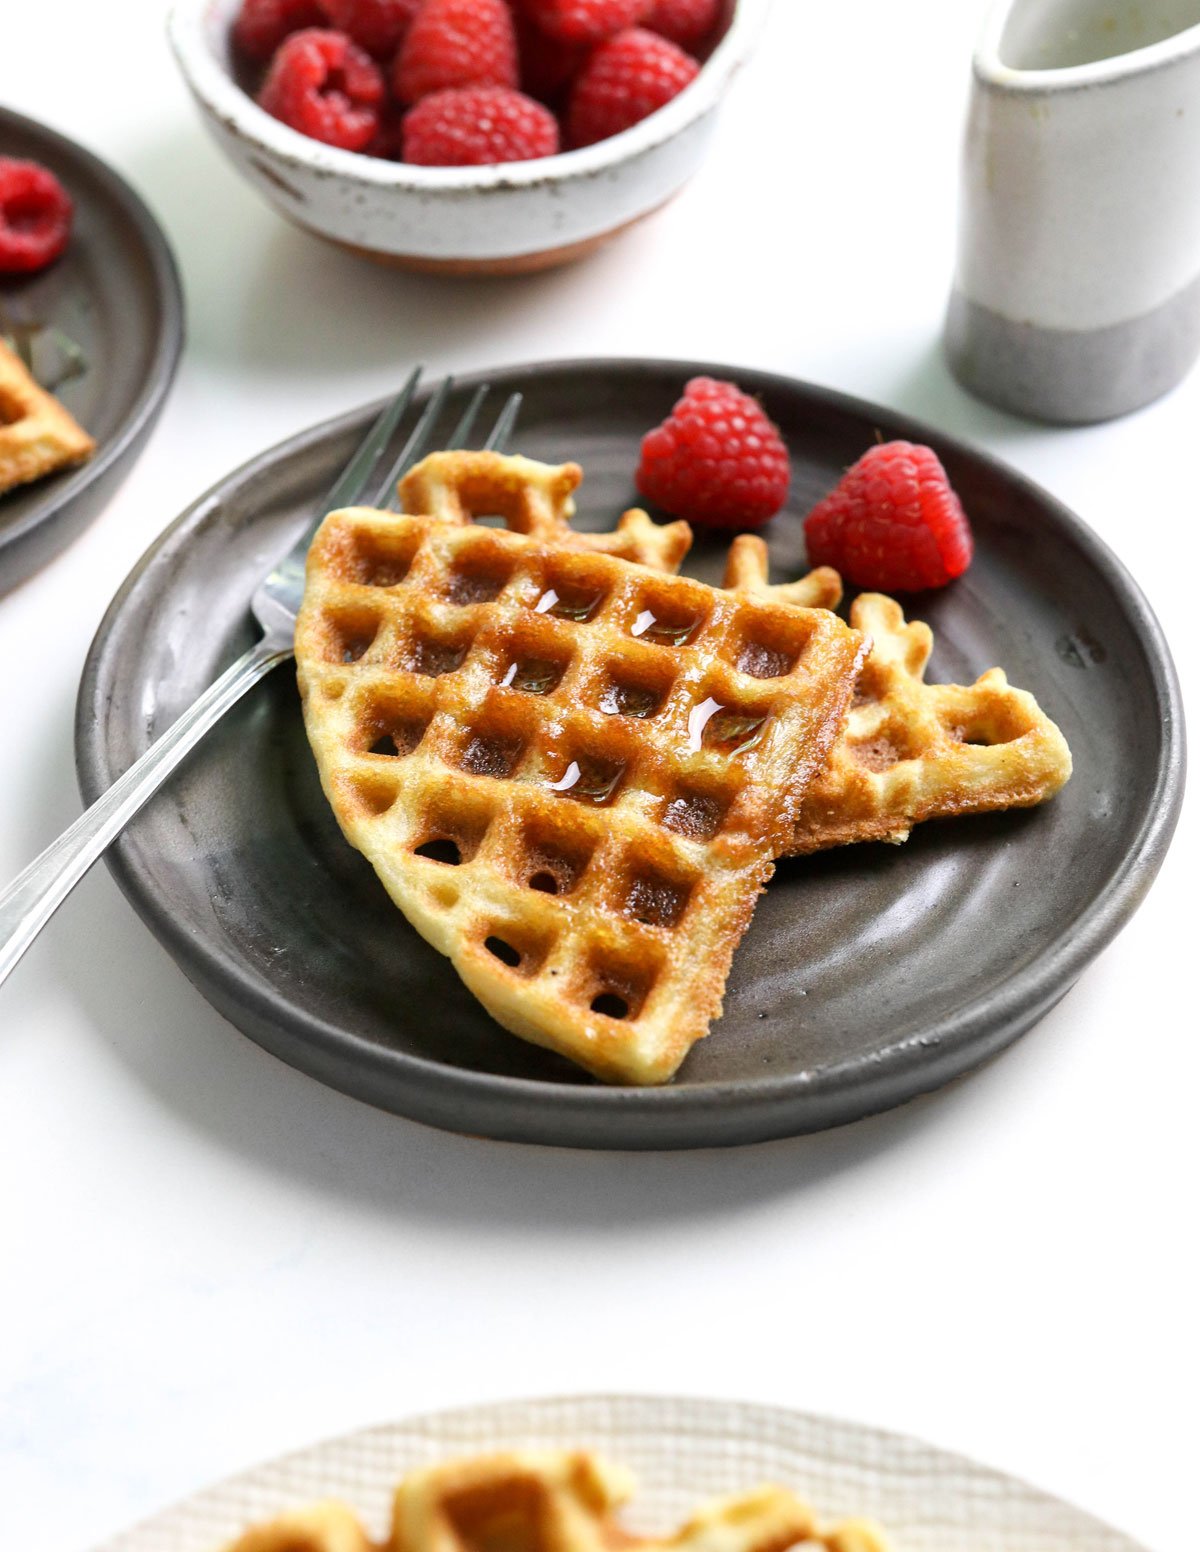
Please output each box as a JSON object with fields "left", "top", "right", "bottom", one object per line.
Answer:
{"left": 166, "top": 0, "right": 772, "bottom": 191}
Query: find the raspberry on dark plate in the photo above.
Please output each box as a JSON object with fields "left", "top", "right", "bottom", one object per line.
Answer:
{"left": 0, "top": 157, "right": 74, "bottom": 275}
{"left": 636, "top": 377, "right": 791, "bottom": 529}
{"left": 566, "top": 26, "right": 699, "bottom": 147}
{"left": 394, "top": 0, "right": 519, "bottom": 104}
{"left": 258, "top": 28, "right": 385, "bottom": 152}
{"left": 401, "top": 84, "right": 560, "bottom": 164}
{"left": 522, "top": 0, "right": 652, "bottom": 46}
{"left": 803, "top": 441, "right": 974, "bottom": 592}
{"left": 322, "top": 0, "right": 422, "bottom": 58}
{"left": 232, "top": 0, "right": 326, "bottom": 62}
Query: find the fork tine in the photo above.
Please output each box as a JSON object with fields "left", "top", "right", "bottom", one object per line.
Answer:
{"left": 446, "top": 383, "right": 490, "bottom": 449}
{"left": 325, "top": 366, "right": 422, "bottom": 513}
{"left": 483, "top": 392, "right": 522, "bottom": 453}
{"left": 376, "top": 375, "right": 455, "bottom": 509}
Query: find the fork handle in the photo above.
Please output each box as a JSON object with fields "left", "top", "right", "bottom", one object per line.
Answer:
{"left": 0, "top": 635, "right": 294, "bottom": 992}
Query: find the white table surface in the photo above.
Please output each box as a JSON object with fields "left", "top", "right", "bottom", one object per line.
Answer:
{"left": 2, "top": 3, "right": 1195, "bottom": 1549}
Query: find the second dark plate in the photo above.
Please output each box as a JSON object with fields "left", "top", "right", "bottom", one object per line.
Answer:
{"left": 0, "top": 107, "right": 183, "bottom": 593}
{"left": 75, "top": 360, "right": 1184, "bottom": 1149}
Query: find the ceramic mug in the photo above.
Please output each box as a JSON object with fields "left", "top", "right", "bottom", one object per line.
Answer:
{"left": 945, "top": 0, "right": 1200, "bottom": 423}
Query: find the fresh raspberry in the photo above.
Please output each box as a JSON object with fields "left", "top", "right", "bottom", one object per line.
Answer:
{"left": 566, "top": 27, "right": 699, "bottom": 147}
{"left": 232, "top": 0, "right": 326, "bottom": 62}
{"left": 520, "top": 0, "right": 650, "bottom": 45}
{"left": 394, "top": 0, "right": 518, "bottom": 104}
{"left": 0, "top": 157, "right": 73, "bottom": 275}
{"left": 401, "top": 84, "right": 559, "bottom": 163}
{"left": 644, "top": 0, "right": 719, "bottom": 49}
{"left": 803, "top": 442, "right": 974, "bottom": 591}
{"left": 515, "top": 14, "right": 588, "bottom": 102}
{"left": 322, "top": 0, "right": 421, "bottom": 57}
{"left": 258, "top": 29, "right": 385, "bottom": 152}
{"left": 636, "top": 378, "right": 791, "bottom": 529}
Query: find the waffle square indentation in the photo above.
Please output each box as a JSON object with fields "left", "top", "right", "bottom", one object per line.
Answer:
{"left": 335, "top": 527, "right": 420, "bottom": 588}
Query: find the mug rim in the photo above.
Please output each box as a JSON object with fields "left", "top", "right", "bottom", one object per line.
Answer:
{"left": 975, "top": 0, "right": 1200, "bottom": 90}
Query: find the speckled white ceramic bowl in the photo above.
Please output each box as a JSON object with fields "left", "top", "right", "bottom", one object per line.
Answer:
{"left": 167, "top": 0, "right": 769, "bottom": 273}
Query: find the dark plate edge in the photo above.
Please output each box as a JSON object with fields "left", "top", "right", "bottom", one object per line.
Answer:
{"left": 73, "top": 358, "right": 1188, "bottom": 1150}
{"left": 0, "top": 106, "right": 186, "bottom": 579}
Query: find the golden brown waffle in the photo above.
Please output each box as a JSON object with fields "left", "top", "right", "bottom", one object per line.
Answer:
{"left": 221, "top": 1450, "right": 891, "bottom": 1552}
{"left": 0, "top": 336, "right": 95, "bottom": 495}
{"left": 295, "top": 451, "right": 865, "bottom": 1084}
{"left": 719, "top": 539, "right": 1072, "bottom": 853}
{"left": 388, "top": 1453, "right": 890, "bottom": 1552}
{"left": 223, "top": 1500, "right": 374, "bottom": 1552}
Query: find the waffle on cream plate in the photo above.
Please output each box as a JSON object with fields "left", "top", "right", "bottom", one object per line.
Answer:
{"left": 220, "top": 1450, "right": 889, "bottom": 1552}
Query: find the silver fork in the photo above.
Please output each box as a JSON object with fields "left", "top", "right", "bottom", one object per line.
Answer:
{"left": 0, "top": 371, "right": 523, "bottom": 991}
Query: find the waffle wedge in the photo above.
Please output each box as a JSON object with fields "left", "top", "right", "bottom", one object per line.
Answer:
{"left": 721, "top": 536, "right": 1073, "bottom": 854}
{"left": 0, "top": 336, "right": 94, "bottom": 495}
{"left": 223, "top": 1501, "right": 374, "bottom": 1552}
{"left": 388, "top": 1452, "right": 890, "bottom": 1552}
{"left": 295, "top": 451, "right": 865, "bottom": 1084}
{"left": 221, "top": 1449, "right": 891, "bottom": 1552}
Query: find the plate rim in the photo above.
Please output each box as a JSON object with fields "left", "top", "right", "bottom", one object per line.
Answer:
{"left": 75, "top": 356, "right": 1187, "bottom": 1148}
{"left": 94, "top": 1389, "right": 1153, "bottom": 1551}
{"left": 0, "top": 105, "right": 185, "bottom": 584}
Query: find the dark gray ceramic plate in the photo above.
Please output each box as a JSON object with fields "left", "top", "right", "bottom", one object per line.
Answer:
{"left": 0, "top": 107, "right": 183, "bottom": 594}
{"left": 75, "top": 360, "right": 1184, "bottom": 1149}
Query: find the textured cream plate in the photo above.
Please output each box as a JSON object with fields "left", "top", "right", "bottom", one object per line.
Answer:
{"left": 95, "top": 1394, "right": 1146, "bottom": 1552}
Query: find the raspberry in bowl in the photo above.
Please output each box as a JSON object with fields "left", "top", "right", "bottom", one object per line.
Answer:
{"left": 166, "top": 0, "right": 768, "bottom": 273}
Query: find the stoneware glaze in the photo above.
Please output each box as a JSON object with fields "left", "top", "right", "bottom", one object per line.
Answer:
{"left": 0, "top": 108, "right": 183, "bottom": 594}
{"left": 945, "top": 0, "right": 1200, "bottom": 422}
{"left": 167, "top": 0, "right": 768, "bottom": 274}
{"left": 75, "top": 361, "right": 1185, "bottom": 1150}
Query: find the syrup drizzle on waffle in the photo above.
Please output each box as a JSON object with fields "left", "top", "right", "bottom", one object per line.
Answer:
{"left": 295, "top": 452, "right": 866, "bottom": 1084}
{"left": 718, "top": 537, "right": 1073, "bottom": 854}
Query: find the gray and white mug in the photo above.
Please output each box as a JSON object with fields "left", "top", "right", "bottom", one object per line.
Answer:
{"left": 945, "top": 0, "right": 1200, "bottom": 423}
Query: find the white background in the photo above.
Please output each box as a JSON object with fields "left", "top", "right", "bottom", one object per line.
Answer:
{"left": 2, "top": 3, "right": 1196, "bottom": 1549}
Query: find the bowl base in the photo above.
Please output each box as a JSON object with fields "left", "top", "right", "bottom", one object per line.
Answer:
{"left": 316, "top": 201, "right": 671, "bottom": 276}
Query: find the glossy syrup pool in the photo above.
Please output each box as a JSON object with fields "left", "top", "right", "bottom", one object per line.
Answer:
{"left": 705, "top": 706, "right": 768, "bottom": 755}
{"left": 630, "top": 607, "right": 704, "bottom": 646}
{"left": 534, "top": 584, "right": 605, "bottom": 622}
{"left": 547, "top": 756, "right": 625, "bottom": 805}
{"left": 599, "top": 681, "right": 662, "bottom": 718}
{"left": 501, "top": 657, "right": 564, "bottom": 694}
{"left": 685, "top": 697, "right": 768, "bottom": 755}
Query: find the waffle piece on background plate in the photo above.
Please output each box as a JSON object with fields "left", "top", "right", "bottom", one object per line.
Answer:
{"left": 222, "top": 1500, "right": 373, "bottom": 1552}
{"left": 722, "top": 536, "right": 1073, "bottom": 854}
{"left": 294, "top": 451, "right": 865, "bottom": 1085}
{"left": 0, "top": 335, "right": 94, "bottom": 494}
{"left": 220, "top": 1449, "right": 891, "bottom": 1552}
